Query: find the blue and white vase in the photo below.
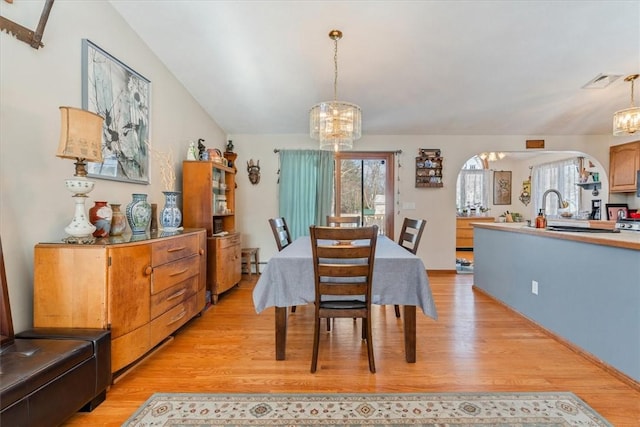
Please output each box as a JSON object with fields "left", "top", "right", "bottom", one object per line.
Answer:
{"left": 160, "top": 191, "right": 182, "bottom": 231}
{"left": 126, "top": 193, "right": 152, "bottom": 234}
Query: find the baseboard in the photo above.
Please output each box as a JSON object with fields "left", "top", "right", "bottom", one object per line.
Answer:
{"left": 426, "top": 269, "right": 457, "bottom": 275}
{"left": 472, "top": 285, "right": 640, "bottom": 391}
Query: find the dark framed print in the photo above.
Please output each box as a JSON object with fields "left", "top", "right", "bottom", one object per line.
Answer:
{"left": 493, "top": 170, "right": 512, "bottom": 205}
{"left": 82, "top": 39, "right": 151, "bottom": 184}
{"left": 605, "top": 203, "right": 628, "bottom": 221}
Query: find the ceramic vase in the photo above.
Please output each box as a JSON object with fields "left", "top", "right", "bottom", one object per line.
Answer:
{"left": 89, "top": 201, "right": 113, "bottom": 238}
{"left": 109, "top": 204, "right": 127, "bottom": 236}
{"left": 160, "top": 191, "right": 182, "bottom": 231}
{"left": 126, "top": 193, "right": 152, "bottom": 234}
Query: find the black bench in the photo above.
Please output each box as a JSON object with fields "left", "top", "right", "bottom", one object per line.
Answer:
{"left": 0, "top": 237, "right": 111, "bottom": 427}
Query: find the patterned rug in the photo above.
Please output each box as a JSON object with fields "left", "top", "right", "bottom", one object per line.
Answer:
{"left": 122, "top": 392, "right": 612, "bottom": 426}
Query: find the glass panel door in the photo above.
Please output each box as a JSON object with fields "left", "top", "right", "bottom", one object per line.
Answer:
{"left": 335, "top": 152, "right": 395, "bottom": 238}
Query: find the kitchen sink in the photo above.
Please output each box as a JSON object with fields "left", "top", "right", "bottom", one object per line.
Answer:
{"left": 546, "top": 225, "right": 619, "bottom": 233}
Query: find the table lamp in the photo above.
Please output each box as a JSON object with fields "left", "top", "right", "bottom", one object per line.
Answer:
{"left": 56, "top": 106, "right": 104, "bottom": 243}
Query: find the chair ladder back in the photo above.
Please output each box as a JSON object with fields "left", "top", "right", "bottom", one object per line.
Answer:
{"left": 269, "top": 217, "right": 292, "bottom": 251}
{"left": 326, "top": 215, "right": 361, "bottom": 227}
{"left": 398, "top": 218, "right": 426, "bottom": 255}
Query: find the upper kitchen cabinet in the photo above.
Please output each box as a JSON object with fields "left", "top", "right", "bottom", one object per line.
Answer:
{"left": 609, "top": 140, "right": 640, "bottom": 193}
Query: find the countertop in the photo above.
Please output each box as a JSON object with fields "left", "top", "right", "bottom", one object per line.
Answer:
{"left": 473, "top": 222, "right": 640, "bottom": 251}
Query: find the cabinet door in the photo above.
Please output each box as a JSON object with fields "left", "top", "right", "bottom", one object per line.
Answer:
{"left": 108, "top": 244, "right": 151, "bottom": 339}
{"left": 213, "top": 234, "right": 241, "bottom": 297}
{"left": 609, "top": 141, "right": 640, "bottom": 192}
{"left": 34, "top": 246, "right": 108, "bottom": 328}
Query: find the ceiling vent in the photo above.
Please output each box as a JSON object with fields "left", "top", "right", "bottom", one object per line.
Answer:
{"left": 582, "top": 73, "right": 623, "bottom": 89}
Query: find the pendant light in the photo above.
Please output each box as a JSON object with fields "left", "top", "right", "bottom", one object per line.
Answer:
{"left": 613, "top": 74, "right": 640, "bottom": 136}
{"left": 310, "top": 30, "right": 362, "bottom": 151}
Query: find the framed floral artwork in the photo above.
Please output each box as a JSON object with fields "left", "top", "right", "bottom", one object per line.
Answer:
{"left": 493, "top": 170, "right": 512, "bottom": 205}
{"left": 82, "top": 39, "right": 151, "bottom": 184}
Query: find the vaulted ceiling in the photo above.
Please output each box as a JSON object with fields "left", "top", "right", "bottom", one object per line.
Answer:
{"left": 110, "top": 1, "right": 640, "bottom": 137}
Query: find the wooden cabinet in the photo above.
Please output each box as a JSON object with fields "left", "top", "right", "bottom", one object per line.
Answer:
{"left": 456, "top": 217, "right": 495, "bottom": 249}
{"left": 183, "top": 160, "right": 242, "bottom": 303}
{"left": 33, "top": 230, "right": 206, "bottom": 374}
{"left": 209, "top": 233, "right": 241, "bottom": 303}
{"left": 609, "top": 140, "right": 640, "bottom": 193}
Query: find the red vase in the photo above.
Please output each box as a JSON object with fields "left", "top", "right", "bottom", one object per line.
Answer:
{"left": 89, "top": 201, "right": 113, "bottom": 238}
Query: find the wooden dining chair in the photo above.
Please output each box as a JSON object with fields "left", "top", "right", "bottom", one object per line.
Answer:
{"left": 268, "top": 217, "right": 297, "bottom": 313}
{"left": 394, "top": 218, "right": 426, "bottom": 317}
{"left": 309, "top": 225, "right": 378, "bottom": 373}
{"left": 326, "top": 215, "right": 361, "bottom": 227}
{"left": 269, "top": 217, "right": 292, "bottom": 251}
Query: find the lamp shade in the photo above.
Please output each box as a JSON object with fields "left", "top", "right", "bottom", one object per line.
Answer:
{"left": 310, "top": 101, "right": 362, "bottom": 151}
{"left": 613, "top": 106, "right": 640, "bottom": 136}
{"left": 57, "top": 106, "right": 104, "bottom": 162}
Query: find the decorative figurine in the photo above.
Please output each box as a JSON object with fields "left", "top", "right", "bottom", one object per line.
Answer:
{"left": 197, "top": 138, "right": 206, "bottom": 160}
{"left": 186, "top": 142, "right": 198, "bottom": 160}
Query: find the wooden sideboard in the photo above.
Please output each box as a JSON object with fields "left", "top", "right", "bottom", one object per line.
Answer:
{"left": 456, "top": 216, "right": 495, "bottom": 249}
{"left": 33, "top": 229, "right": 206, "bottom": 375}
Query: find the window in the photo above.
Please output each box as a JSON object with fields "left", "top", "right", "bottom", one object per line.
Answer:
{"left": 334, "top": 152, "right": 394, "bottom": 237}
{"left": 532, "top": 158, "right": 580, "bottom": 217}
{"left": 456, "top": 156, "right": 489, "bottom": 212}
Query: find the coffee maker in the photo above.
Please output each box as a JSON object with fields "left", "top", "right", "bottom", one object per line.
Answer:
{"left": 590, "top": 199, "right": 601, "bottom": 220}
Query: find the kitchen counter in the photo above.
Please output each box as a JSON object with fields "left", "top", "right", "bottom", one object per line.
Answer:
{"left": 473, "top": 222, "right": 640, "bottom": 386}
{"left": 473, "top": 222, "right": 640, "bottom": 251}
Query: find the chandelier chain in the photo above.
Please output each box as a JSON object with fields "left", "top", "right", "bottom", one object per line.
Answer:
{"left": 333, "top": 36, "right": 339, "bottom": 102}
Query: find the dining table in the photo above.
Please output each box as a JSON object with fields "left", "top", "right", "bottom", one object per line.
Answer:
{"left": 253, "top": 234, "right": 438, "bottom": 363}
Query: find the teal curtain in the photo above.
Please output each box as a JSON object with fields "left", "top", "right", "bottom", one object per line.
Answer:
{"left": 279, "top": 150, "right": 334, "bottom": 239}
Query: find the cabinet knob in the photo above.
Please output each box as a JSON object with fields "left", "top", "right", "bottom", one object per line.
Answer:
{"left": 199, "top": 248, "right": 205, "bottom": 256}
{"left": 144, "top": 266, "right": 153, "bottom": 276}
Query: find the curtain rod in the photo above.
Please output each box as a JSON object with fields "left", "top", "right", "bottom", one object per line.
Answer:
{"left": 274, "top": 149, "right": 402, "bottom": 154}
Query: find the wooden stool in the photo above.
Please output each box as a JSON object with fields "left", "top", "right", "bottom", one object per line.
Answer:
{"left": 241, "top": 247, "right": 259, "bottom": 276}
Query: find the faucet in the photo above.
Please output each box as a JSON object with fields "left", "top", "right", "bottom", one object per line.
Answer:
{"left": 541, "top": 189, "right": 566, "bottom": 217}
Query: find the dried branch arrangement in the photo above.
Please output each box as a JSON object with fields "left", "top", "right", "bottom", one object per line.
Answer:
{"left": 147, "top": 143, "right": 176, "bottom": 191}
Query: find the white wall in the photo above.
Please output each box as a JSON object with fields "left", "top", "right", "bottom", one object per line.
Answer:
{"left": 0, "top": 1, "right": 226, "bottom": 332}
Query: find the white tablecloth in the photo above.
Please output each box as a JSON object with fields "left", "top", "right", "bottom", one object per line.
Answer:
{"left": 253, "top": 235, "right": 438, "bottom": 319}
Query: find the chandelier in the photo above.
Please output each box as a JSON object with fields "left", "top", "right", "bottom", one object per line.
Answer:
{"left": 310, "top": 30, "right": 361, "bottom": 151}
{"left": 613, "top": 74, "right": 640, "bottom": 136}
{"left": 479, "top": 152, "right": 506, "bottom": 162}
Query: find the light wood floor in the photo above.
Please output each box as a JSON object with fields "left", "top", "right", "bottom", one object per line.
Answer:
{"left": 64, "top": 273, "right": 639, "bottom": 426}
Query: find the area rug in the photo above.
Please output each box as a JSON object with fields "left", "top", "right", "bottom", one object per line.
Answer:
{"left": 122, "top": 392, "right": 612, "bottom": 426}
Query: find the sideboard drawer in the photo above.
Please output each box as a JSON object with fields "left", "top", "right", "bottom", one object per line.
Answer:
{"left": 152, "top": 254, "right": 200, "bottom": 294}
{"left": 152, "top": 234, "right": 198, "bottom": 266}
{"left": 149, "top": 296, "right": 199, "bottom": 347}
{"left": 150, "top": 276, "right": 199, "bottom": 320}
{"left": 216, "top": 233, "right": 240, "bottom": 249}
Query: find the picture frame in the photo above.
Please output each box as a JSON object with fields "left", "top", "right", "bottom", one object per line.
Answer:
{"left": 605, "top": 203, "right": 628, "bottom": 221}
{"left": 82, "top": 39, "right": 151, "bottom": 184}
{"left": 493, "top": 170, "right": 512, "bottom": 205}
